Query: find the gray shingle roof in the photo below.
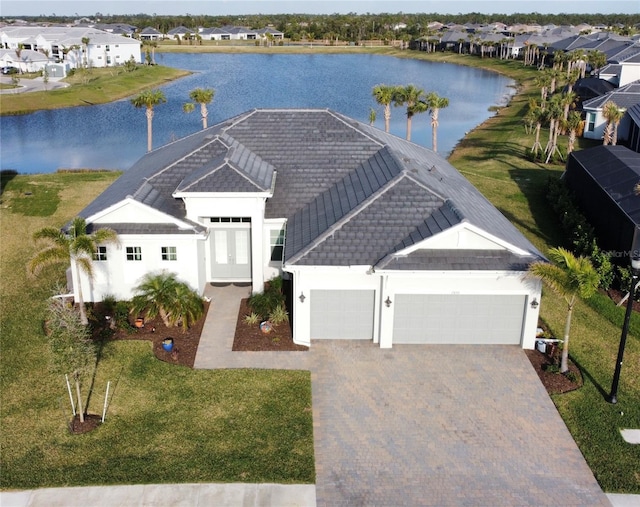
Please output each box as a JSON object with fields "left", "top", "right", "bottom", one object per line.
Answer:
{"left": 378, "top": 249, "right": 537, "bottom": 271}
{"left": 78, "top": 108, "right": 543, "bottom": 271}
{"left": 583, "top": 80, "right": 640, "bottom": 109}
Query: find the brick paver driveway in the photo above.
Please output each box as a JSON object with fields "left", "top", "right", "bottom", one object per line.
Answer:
{"left": 310, "top": 341, "right": 609, "bottom": 506}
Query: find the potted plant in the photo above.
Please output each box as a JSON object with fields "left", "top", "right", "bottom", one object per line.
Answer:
{"left": 162, "top": 338, "right": 174, "bottom": 352}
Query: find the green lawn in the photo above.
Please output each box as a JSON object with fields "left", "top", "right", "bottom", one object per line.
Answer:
{"left": 0, "top": 65, "right": 190, "bottom": 116}
{"left": 0, "top": 171, "right": 315, "bottom": 489}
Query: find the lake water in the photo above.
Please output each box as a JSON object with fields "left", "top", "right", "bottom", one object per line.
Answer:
{"left": 0, "top": 53, "right": 515, "bottom": 174}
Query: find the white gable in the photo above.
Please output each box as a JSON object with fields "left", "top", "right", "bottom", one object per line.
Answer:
{"left": 89, "top": 198, "right": 190, "bottom": 228}
{"left": 397, "top": 222, "right": 529, "bottom": 256}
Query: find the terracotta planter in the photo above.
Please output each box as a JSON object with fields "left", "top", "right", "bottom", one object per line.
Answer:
{"left": 134, "top": 318, "right": 144, "bottom": 328}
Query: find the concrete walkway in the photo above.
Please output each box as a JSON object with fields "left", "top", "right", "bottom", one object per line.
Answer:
{"left": 4, "top": 284, "right": 638, "bottom": 506}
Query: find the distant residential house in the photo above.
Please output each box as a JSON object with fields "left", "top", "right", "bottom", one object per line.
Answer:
{"left": 70, "top": 109, "right": 544, "bottom": 350}
{"left": 167, "top": 26, "right": 195, "bottom": 40}
{"left": 598, "top": 42, "right": 640, "bottom": 87}
{"left": 564, "top": 145, "right": 640, "bottom": 257}
{"left": 199, "top": 27, "right": 232, "bottom": 41}
{"left": 139, "top": 27, "right": 163, "bottom": 41}
{"left": 0, "top": 26, "right": 141, "bottom": 70}
{"left": 0, "top": 48, "right": 49, "bottom": 73}
{"left": 582, "top": 80, "right": 640, "bottom": 143}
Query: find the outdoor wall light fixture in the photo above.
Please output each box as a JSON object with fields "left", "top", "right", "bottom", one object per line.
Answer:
{"left": 299, "top": 292, "right": 306, "bottom": 303}
{"left": 385, "top": 296, "right": 392, "bottom": 307}
{"left": 530, "top": 298, "right": 539, "bottom": 309}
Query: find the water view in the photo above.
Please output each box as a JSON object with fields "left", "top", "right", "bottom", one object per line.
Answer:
{"left": 0, "top": 53, "right": 515, "bottom": 174}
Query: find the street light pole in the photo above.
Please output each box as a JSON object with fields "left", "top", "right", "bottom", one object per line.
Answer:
{"left": 607, "top": 225, "right": 640, "bottom": 404}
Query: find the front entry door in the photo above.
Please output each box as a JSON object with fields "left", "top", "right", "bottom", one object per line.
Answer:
{"left": 211, "top": 228, "right": 251, "bottom": 280}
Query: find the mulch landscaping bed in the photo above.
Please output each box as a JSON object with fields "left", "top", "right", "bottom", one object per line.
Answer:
{"left": 232, "top": 298, "right": 308, "bottom": 352}
{"left": 525, "top": 347, "right": 583, "bottom": 395}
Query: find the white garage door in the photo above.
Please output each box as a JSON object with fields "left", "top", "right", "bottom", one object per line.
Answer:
{"left": 393, "top": 294, "right": 526, "bottom": 345}
{"left": 310, "top": 290, "right": 375, "bottom": 339}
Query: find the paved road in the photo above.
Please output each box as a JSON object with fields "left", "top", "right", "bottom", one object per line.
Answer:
{"left": 0, "top": 75, "right": 68, "bottom": 94}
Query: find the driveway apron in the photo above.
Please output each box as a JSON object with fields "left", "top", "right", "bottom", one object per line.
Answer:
{"left": 310, "top": 341, "right": 609, "bottom": 506}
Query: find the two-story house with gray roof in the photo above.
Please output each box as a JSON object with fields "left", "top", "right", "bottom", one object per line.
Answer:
{"left": 73, "top": 109, "right": 543, "bottom": 349}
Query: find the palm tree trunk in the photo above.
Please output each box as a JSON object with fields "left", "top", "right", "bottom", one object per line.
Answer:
{"left": 75, "top": 261, "right": 88, "bottom": 326}
{"left": 200, "top": 103, "right": 208, "bottom": 129}
{"left": 561, "top": 303, "right": 573, "bottom": 373}
{"left": 406, "top": 116, "right": 412, "bottom": 141}
{"left": 146, "top": 107, "right": 154, "bottom": 152}
{"left": 384, "top": 105, "right": 391, "bottom": 133}
{"left": 159, "top": 307, "right": 171, "bottom": 327}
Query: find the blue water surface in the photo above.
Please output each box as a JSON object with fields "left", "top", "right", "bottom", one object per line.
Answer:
{"left": 0, "top": 53, "right": 515, "bottom": 173}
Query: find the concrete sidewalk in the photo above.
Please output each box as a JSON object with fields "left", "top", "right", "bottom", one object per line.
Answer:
{"left": 0, "top": 483, "right": 316, "bottom": 507}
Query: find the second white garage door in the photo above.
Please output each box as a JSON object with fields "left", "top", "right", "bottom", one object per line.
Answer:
{"left": 392, "top": 294, "right": 526, "bottom": 345}
{"left": 310, "top": 289, "right": 375, "bottom": 339}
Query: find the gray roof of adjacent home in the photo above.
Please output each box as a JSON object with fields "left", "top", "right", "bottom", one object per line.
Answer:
{"left": 582, "top": 80, "right": 640, "bottom": 110}
{"left": 78, "top": 108, "right": 543, "bottom": 271}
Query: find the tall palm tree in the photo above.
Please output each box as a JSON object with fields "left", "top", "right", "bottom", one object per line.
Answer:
{"left": 372, "top": 84, "right": 398, "bottom": 133}
{"left": 130, "top": 89, "right": 166, "bottom": 152}
{"left": 426, "top": 91, "right": 449, "bottom": 153}
{"left": 565, "top": 111, "right": 583, "bottom": 155}
{"left": 525, "top": 98, "right": 545, "bottom": 158}
{"left": 602, "top": 101, "right": 624, "bottom": 146}
{"left": 28, "top": 217, "right": 119, "bottom": 326}
{"left": 187, "top": 88, "right": 215, "bottom": 129}
{"left": 397, "top": 84, "right": 426, "bottom": 142}
{"left": 81, "top": 37, "right": 90, "bottom": 68}
{"left": 529, "top": 247, "right": 600, "bottom": 373}
{"left": 544, "top": 94, "right": 564, "bottom": 164}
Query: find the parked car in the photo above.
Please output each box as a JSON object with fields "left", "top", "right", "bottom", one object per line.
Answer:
{"left": 1, "top": 66, "right": 19, "bottom": 75}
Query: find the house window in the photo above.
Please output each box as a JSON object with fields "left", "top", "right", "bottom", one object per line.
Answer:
{"left": 94, "top": 246, "right": 107, "bottom": 261}
{"left": 587, "top": 112, "right": 596, "bottom": 132}
{"left": 209, "top": 217, "right": 251, "bottom": 223}
{"left": 270, "top": 228, "right": 285, "bottom": 261}
{"left": 161, "top": 246, "right": 177, "bottom": 261}
{"left": 105, "top": 45, "right": 110, "bottom": 51}
{"left": 126, "top": 246, "right": 142, "bottom": 261}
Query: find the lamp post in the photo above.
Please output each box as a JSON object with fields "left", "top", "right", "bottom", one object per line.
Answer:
{"left": 607, "top": 225, "right": 640, "bottom": 404}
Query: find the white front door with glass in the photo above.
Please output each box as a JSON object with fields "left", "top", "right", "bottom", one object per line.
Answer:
{"left": 209, "top": 219, "right": 252, "bottom": 280}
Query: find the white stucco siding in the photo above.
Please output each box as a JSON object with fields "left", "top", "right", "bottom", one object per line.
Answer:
{"left": 619, "top": 65, "right": 640, "bottom": 87}
{"left": 73, "top": 234, "right": 206, "bottom": 303}
{"left": 91, "top": 200, "right": 179, "bottom": 225}
{"left": 182, "top": 195, "right": 269, "bottom": 292}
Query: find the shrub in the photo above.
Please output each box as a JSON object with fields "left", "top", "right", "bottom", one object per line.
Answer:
{"left": 248, "top": 276, "right": 286, "bottom": 319}
{"left": 244, "top": 312, "right": 261, "bottom": 326}
{"left": 546, "top": 176, "right": 614, "bottom": 289}
{"left": 269, "top": 304, "right": 289, "bottom": 325}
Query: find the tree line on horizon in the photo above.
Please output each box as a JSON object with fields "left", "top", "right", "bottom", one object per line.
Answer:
{"left": 2, "top": 12, "right": 639, "bottom": 42}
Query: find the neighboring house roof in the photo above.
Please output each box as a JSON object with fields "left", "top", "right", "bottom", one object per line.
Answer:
{"left": 140, "top": 27, "right": 162, "bottom": 35}
{"left": 582, "top": 80, "right": 640, "bottom": 110}
{"left": 78, "top": 109, "right": 542, "bottom": 270}
{"left": 568, "top": 146, "right": 640, "bottom": 224}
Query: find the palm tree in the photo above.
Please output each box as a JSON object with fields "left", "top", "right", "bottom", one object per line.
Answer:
{"left": 368, "top": 107, "right": 376, "bottom": 126}
{"left": 28, "top": 217, "right": 119, "bottom": 325}
{"left": 426, "top": 91, "right": 449, "bottom": 153}
{"left": 130, "top": 272, "right": 204, "bottom": 331}
{"left": 565, "top": 111, "right": 583, "bottom": 155}
{"left": 81, "top": 37, "right": 90, "bottom": 68}
{"left": 130, "top": 89, "right": 166, "bottom": 152}
{"left": 529, "top": 247, "right": 600, "bottom": 373}
{"left": 396, "top": 84, "right": 426, "bottom": 142}
{"left": 544, "top": 94, "right": 564, "bottom": 164}
{"left": 602, "top": 101, "right": 624, "bottom": 146}
{"left": 525, "top": 98, "right": 545, "bottom": 158}
{"left": 188, "top": 88, "right": 215, "bottom": 129}
{"left": 372, "top": 84, "right": 398, "bottom": 133}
